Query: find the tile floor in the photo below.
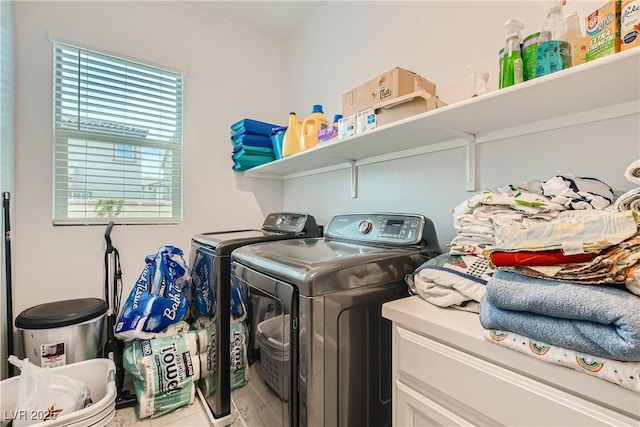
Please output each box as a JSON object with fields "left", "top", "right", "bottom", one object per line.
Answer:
{"left": 108, "top": 399, "right": 210, "bottom": 427}
{"left": 108, "top": 364, "right": 276, "bottom": 426}
{"left": 108, "top": 390, "right": 248, "bottom": 427}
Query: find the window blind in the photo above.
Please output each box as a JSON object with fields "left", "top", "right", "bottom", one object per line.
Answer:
{"left": 53, "top": 42, "right": 183, "bottom": 224}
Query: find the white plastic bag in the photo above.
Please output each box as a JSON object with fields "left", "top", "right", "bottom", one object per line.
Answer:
{"left": 8, "top": 356, "right": 91, "bottom": 426}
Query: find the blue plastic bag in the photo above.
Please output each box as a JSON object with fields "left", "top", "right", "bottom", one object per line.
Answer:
{"left": 191, "top": 247, "right": 216, "bottom": 319}
{"left": 115, "top": 246, "right": 190, "bottom": 340}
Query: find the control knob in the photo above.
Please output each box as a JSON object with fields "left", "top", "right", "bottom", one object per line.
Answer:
{"left": 358, "top": 220, "right": 373, "bottom": 234}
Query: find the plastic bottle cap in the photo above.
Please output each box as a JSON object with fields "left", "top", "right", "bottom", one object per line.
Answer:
{"left": 312, "top": 104, "right": 323, "bottom": 113}
{"left": 333, "top": 114, "right": 343, "bottom": 123}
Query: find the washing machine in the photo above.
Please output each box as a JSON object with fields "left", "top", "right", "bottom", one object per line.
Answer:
{"left": 229, "top": 213, "right": 441, "bottom": 427}
{"left": 189, "top": 212, "right": 321, "bottom": 424}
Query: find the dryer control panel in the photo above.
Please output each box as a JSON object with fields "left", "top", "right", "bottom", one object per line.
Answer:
{"left": 262, "top": 212, "right": 319, "bottom": 235}
{"left": 325, "top": 213, "right": 427, "bottom": 246}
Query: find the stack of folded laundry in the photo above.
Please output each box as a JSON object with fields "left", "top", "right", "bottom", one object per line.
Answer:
{"left": 230, "top": 118, "right": 282, "bottom": 171}
{"left": 408, "top": 165, "right": 640, "bottom": 392}
{"left": 479, "top": 210, "right": 640, "bottom": 393}
{"left": 409, "top": 175, "right": 616, "bottom": 313}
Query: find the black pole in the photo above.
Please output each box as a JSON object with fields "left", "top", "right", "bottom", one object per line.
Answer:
{"left": 103, "top": 221, "right": 136, "bottom": 409}
{"left": 3, "top": 192, "right": 14, "bottom": 378}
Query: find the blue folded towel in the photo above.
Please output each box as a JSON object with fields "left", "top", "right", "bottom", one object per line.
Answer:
{"left": 479, "top": 270, "right": 640, "bottom": 361}
{"left": 230, "top": 118, "right": 281, "bottom": 136}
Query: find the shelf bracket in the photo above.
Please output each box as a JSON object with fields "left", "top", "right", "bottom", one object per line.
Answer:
{"left": 349, "top": 160, "right": 358, "bottom": 198}
{"left": 442, "top": 127, "right": 477, "bottom": 192}
{"left": 465, "top": 137, "right": 476, "bottom": 192}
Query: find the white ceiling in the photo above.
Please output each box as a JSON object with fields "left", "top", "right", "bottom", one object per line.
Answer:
{"left": 187, "top": 1, "right": 325, "bottom": 40}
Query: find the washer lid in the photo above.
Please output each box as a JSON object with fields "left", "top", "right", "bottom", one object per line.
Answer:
{"left": 231, "top": 238, "right": 425, "bottom": 296}
{"left": 192, "top": 229, "right": 266, "bottom": 248}
{"left": 15, "top": 298, "right": 108, "bottom": 329}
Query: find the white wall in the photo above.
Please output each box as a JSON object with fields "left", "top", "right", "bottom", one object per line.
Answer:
{"left": 1, "top": 0, "right": 15, "bottom": 379}
{"left": 12, "top": 1, "right": 287, "bottom": 320}
{"left": 9, "top": 1, "right": 640, "bottom": 353}
{"left": 282, "top": 1, "right": 640, "bottom": 248}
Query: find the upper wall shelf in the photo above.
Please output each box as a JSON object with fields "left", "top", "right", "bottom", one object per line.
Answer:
{"left": 244, "top": 48, "right": 639, "bottom": 180}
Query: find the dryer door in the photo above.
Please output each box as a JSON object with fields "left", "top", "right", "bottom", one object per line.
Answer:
{"left": 231, "top": 261, "right": 299, "bottom": 427}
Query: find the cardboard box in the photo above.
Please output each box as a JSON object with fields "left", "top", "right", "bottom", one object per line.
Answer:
{"left": 342, "top": 67, "right": 437, "bottom": 117}
{"left": 585, "top": 1, "right": 621, "bottom": 62}
{"left": 621, "top": 0, "right": 640, "bottom": 51}
{"left": 374, "top": 91, "right": 446, "bottom": 128}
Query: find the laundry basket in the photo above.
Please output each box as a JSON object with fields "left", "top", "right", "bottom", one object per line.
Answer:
{"left": 256, "top": 314, "right": 289, "bottom": 401}
{"left": 0, "top": 358, "right": 116, "bottom": 427}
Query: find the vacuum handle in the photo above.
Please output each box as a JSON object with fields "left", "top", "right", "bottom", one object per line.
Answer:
{"left": 104, "top": 221, "right": 114, "bottom": 252}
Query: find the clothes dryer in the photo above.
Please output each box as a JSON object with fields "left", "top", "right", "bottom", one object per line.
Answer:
{"left": 229, "top": 213, "right": 440, "bottom": 427}
{"left": 189, "top": 212, "right": 320, "bottom": 424}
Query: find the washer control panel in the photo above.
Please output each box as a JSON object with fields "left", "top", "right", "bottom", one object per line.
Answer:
{"left": 325, "top": 213, "right": 425, "bottom": 245}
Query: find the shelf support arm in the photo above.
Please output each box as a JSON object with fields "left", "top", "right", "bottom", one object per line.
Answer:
{"left": 442, "top": 127, "right": 477, "bottom": 192}
{"left": 350, "top": 161, "right": 358, "bottom": 198}
{"left": 465, "top": 137, "right": 476, "bottom": 192}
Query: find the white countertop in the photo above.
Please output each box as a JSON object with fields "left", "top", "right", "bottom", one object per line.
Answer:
{"left": 382, "top": 296, "right": 640, "bottom": 420}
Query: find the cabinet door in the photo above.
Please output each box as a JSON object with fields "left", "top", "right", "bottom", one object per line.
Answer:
{"left": 394, "top": 326, "right": 638, "bottom": 426}
{"left": 396, "top": 381, "right": 491, "bottom": 427}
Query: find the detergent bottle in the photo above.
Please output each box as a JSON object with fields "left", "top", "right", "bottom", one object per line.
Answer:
{"left": 300, "top": 105, "right": 330, "bottom": 151}
{"left": 564, "top": 12, "right": 586, "bottom": 67}
{"left": 281, "top": 112, "right": 303, "bottom": 157}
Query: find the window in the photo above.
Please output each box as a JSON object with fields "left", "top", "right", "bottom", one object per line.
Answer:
{"left": 114, "top": 144, "right": 135, "bottom": 160}
{"left": 53, "top": 42, "right": 183, "bottom": 224}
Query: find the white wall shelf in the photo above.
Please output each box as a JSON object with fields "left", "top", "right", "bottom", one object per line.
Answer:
{"left": 244, "top": 48, "right": 640, "bottom": 193}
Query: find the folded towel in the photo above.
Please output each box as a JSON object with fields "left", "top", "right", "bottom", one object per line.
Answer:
{"left": 489, "top": 249, "right": 596, "bottom": 267}
{"left": 408, "top": 254, "right": 492, "bottom": 312}
{"left": 541, "top": 175, "right": 614, "bottom": 210}
{"left": 502, "top": 235, "right": 640, "bottom": 292}
{"left": 625, "top": 160, "right": 640, "bottom": 185}
{"left": 484, "top": 329, "right": 640, "bottom": 393}
{"left": 614, "top": 188, "right": 640, "bottom": 214}
{"left": 479, "top": 270, "right": 640, "bottom": 361}
{"left": 483, "top": 210, "right": 639, "bottom": 256}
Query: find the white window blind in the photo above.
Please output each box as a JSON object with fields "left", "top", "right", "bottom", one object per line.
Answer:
{"left": 53, "top": 42, "right": 183, "bottom": 224}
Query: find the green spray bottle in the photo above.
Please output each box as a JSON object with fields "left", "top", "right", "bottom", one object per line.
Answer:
{"left": 500, "top": 19, "right": 525, "bottom": 89}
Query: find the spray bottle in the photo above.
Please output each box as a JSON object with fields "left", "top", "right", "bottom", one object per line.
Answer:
{"left": 467, "top": 65, "right": 490, "bottom": 97}
{"left": 537, "top": 0, "right": 571, "bottom": 76}
{"left": 500, "top": 19, "right": 524, "bottom": 89}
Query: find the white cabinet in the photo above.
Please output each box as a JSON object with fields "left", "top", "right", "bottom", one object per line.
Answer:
{"left": 382, "top": 296, "right": 640, "bottom": 427}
